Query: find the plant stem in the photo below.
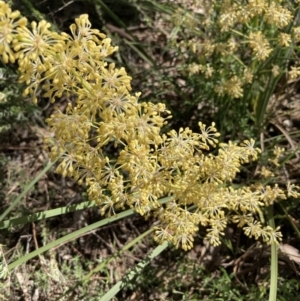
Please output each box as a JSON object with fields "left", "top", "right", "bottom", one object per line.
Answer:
{"left": 267, "top": 205, "right": 278, "bottom": 301}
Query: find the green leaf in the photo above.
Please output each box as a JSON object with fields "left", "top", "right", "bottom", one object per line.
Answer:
{"left": 0, "top": 201, "right": 97, "bottom": 229}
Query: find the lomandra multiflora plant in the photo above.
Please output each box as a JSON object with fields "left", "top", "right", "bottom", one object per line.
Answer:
{"left": 1, "top": 1, "right": 300, "bottom": 251}
{"left": 164, "top": 0, "right": 300, "bottom": 135}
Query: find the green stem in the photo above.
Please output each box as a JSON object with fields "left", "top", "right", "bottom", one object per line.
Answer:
{"left": 267, "top": 205, "right": 278, "bottom": 301}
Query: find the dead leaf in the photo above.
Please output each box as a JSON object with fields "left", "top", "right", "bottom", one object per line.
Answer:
{"left": 279, "top": 244, "right": 300, "bottom": 265}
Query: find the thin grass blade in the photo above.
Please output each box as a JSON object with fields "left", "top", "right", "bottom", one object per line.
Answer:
{"left": 7, "top": 208, "right": 135, "bottom": 271}
{"left": 99, "top": 241, "right": 169, "bottom": 301}
{"left": 0, "top": 160, "right": 56, "bottom": 222}
{"left": 0, "top": 201, "right": 97, "bottom": 229}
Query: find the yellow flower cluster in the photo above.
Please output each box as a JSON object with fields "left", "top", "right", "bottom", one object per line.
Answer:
{"left": 219, "top": 0, "right": 293, "bottom": 31}
{"left": 1, "top": 1, "right": 298, "bottom": 250}
{"left": 0, "top": 1, "right": 27, "bottom": 64}
{"left": 170, "top": 0, "right": 298, "bottom": 100}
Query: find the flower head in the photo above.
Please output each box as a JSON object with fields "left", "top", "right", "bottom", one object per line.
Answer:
{"left": 0, "top": 0, "right": 27, "bottom": 63}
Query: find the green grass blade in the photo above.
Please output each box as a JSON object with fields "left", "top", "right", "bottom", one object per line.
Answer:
{"left": 95, "top": 0, "right": 129, "bottom": 32}
{"left": 7, "top": 196, "right": 173, "bottom": 272}
{"left": 141, "top": 0, "right": 174, "bottom": 14}
{"left": 99, "top": 241, "right": 169, "bottom": 301}
{"left": 1, "top": 196, "right": 173, "bottom": 230}
{"left": 279, "top": 203, "right": 300, "bottom": 240}
{"left": 0, "top": 160, "right": 56, "bottom": 222}
{"left": 0, "top": 201, "right": 97, "bottom": 229}
{"left": 83, "top": 227, "right": 154, "bottom": 283}
{"left": 254, "top": 47, "right": 292, "bottom": 131}
{"left": 56, "top": 228, "right": 155, "bottom": 300}
{"left": 94, "top": 0, "right": 155, "bottom": 66}
{"left": 123, "top": 40, "right": 154, "bottom": 66}
{"left": 7, "top": 208, "right": 135, "bottom": 271}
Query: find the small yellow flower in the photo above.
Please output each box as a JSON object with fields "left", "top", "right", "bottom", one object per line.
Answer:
{"left": 69, "top": 14, "right": 106, "bottom": 45}
{"left": 241, "top": 138, "right": 261, "bottom": 160}
{"left": 188, "top": 62, "right": 202, "bottom": 75}
{"left": 219, "top": 3, "right": 237, "bottom": 32}
{"left": 101, "top": 63, "right": 132, "bottom": 91}
{"left": 243, "top": 68, "right": 254, "bottom": 84}
{"left": 198, "top": 122, "right": 220, "bottom": 147}
{"left": 272, "top": 64, "right": 280, "bottom": 77}
{"left": 259, "top": 166, "right": 275, "bottom": 178}
{"left": 224, "top": 76, "right": 244, "bottom": 98}
{"left": 175, "top": 233, "right": 195, "bottom": 251}
{"left": 259, "top": 184, "right": 286, "bottom": 206}
{"left": 188, "top": 38, "right": 201, "bottom": 53}
{"left": 248, "top": 31, "right": 272, "bottom": 61}
{"left": 261, "top": 226, "right": 282, "bottom": 244}
{"left": 203, "top": 40, "right": 215, "bottom": 57}
{"left": 14, "top": 20, "right": 62, "bottom": 59}
{"left": 265, "top": 2, "right": 293, "bottom": 29}
{"left": 287, "top": 181, "right": 300, "bottom": 198}
{"left": 227, "top": 37, "right": 238, "bottom": 53}
{"left": 293, "top": 26, "right": 300, "bottom": 42}
{"left": 0, "top": 1, "right": 27, "bottom": 63}
{"left": 206, "top": 228, "right": 222, "bottom": 246}
{"left": 205, "top": 64, "right": 214, "bottom": 78}
{"left": 269, "top": 146, "right": 285, "bottom": 166}
{"left": 247, "top": 0, "right": 266, "bottom": 17}
{"left": 278, "top": 32, "right": 292, "bottom": 47}
{"left": 289, "top": 66, "right": 300, "bottom": 80}
{"left": 243, "top": 220, "right": 263, "bottom": 240}
{"left": 154, "top": 226, "right": 175, "bottom": 245}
